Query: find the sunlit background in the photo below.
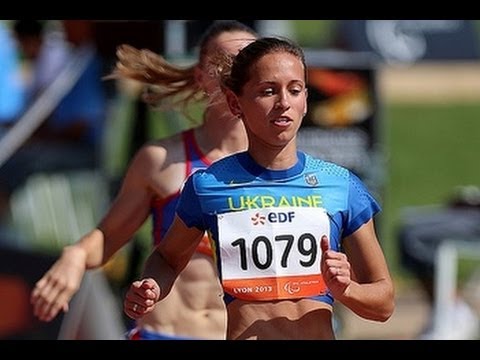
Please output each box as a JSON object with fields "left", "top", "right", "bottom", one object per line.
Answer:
{"left": 0, "top": 20, "right": 479, "bottom": 340}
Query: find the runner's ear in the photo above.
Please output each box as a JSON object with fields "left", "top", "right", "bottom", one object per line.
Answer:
{"left": 224, "top": 88, "right": 242, "bottom": 117}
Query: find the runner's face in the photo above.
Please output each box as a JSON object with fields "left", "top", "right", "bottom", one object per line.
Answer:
{"left": 236, "top": 52, "right": 307, "bottom": 147}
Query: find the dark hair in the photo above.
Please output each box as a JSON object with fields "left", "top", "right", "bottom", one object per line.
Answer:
{"left": 220, "top": 37, "right": 307, "bottom": 96}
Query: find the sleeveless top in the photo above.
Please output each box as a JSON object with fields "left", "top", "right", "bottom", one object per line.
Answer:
{"left": 150, "top": 129, "right": 213, "bottom": 256}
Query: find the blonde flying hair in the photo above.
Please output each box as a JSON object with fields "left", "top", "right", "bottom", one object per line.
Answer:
{"left": 107, "top": 20, "right": 258, "bottom": 118}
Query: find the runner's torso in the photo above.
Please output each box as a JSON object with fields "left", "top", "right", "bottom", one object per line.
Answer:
{"left": 177, "top": 150, "right": 380, "bottom": 305}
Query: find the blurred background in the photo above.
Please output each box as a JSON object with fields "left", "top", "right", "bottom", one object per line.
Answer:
{"left": 0, "top": 20, "right": 479, "bottom": 340}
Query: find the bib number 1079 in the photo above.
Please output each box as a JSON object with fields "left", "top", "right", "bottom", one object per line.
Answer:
{"left": 231, "top": 233, "right": 317, "bottom": 271}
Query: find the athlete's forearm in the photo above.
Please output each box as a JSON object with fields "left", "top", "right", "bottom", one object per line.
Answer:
{"left": 338, "top": 278, "right": 395, "bottom": 322}
{"left": 142, "top": 249, "right": 178, "bottom": 302}
{"left": 74, "top": 228, "right": 108, "bottom": 269}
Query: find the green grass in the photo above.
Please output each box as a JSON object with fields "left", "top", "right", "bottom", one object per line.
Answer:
{"left": 290, "top": 20, "right": 336, "bottom": 48}
{"left": 382, "top": 102, "right": 480, "bottom": 276}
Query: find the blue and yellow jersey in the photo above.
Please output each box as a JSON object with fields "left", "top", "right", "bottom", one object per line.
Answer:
{"left": 177, "top": 151, "right": 380, "bottom": 305}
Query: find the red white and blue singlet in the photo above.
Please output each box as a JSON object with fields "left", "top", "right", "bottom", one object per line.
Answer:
{"left": 176, "top": 151, "right": 381, "bottom": 306}
{"left": 150, "top": 129, "right": 213, "bottom": 256}
{"left": 128, "top": 129, "right": 215, "bottom": 340}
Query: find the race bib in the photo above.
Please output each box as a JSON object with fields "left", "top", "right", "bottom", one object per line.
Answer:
{"left": 218, "top": 207, "right": 330, "bottom": 301}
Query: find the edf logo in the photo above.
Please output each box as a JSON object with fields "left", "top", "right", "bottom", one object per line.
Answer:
{"left": 268, "top": 211, "right": 295, "bottom": 223}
